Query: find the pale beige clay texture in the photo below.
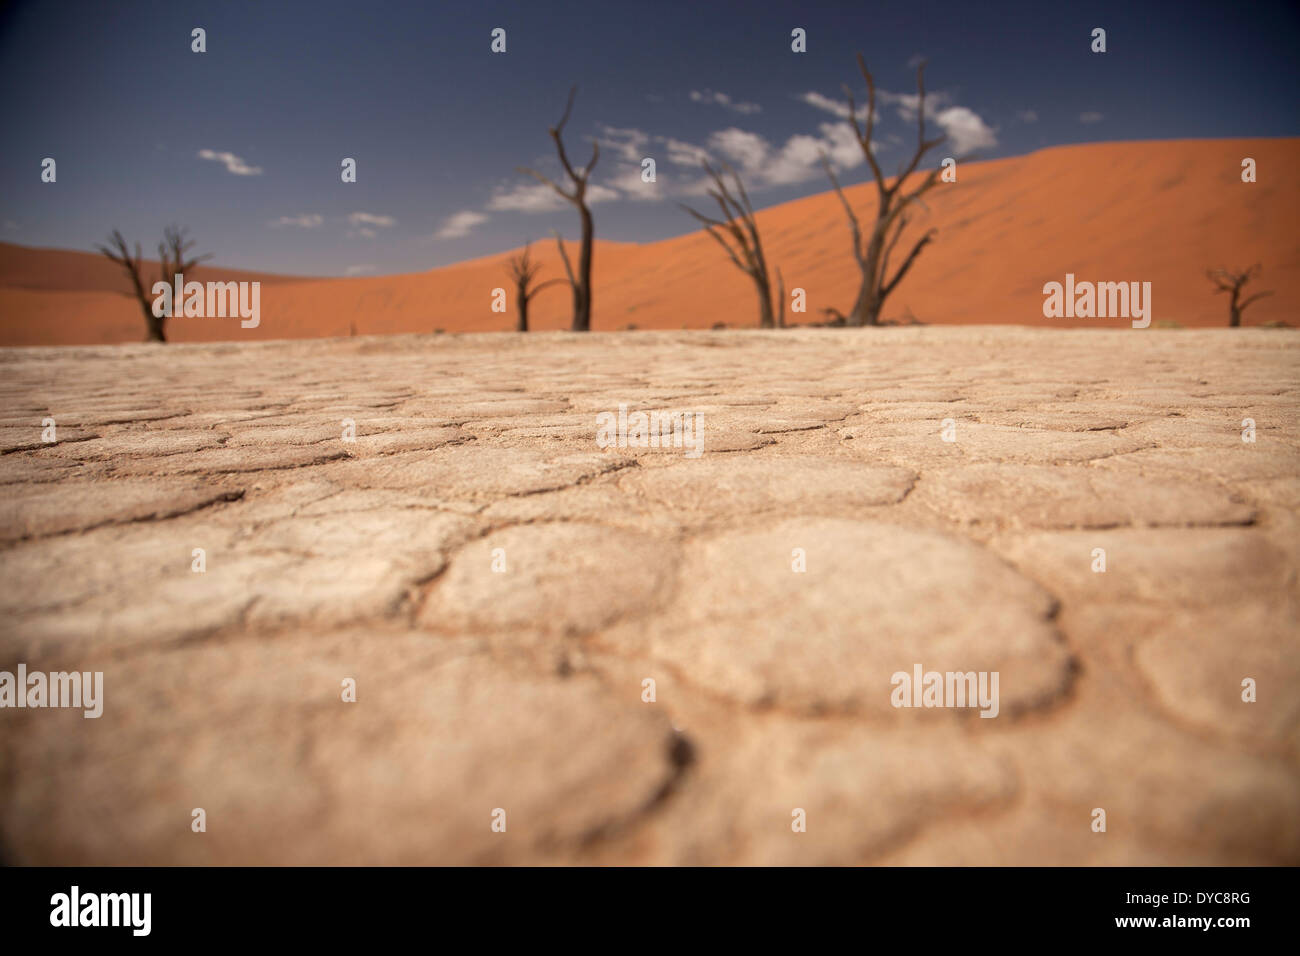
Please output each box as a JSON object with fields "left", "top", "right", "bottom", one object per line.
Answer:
{"left": 0, "top": 328, "right": 1296, "bottom": 864}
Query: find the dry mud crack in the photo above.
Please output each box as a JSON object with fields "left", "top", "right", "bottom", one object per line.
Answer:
{"left": 0, "top": 328, "right": 1297, "bottom": 864}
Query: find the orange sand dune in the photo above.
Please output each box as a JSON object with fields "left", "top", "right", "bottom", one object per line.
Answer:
{"left": 0, "top": 241, "right": 307, "bottom": 295}
{"left": 1, "top": 138, "right": 1296, "bottom": 345}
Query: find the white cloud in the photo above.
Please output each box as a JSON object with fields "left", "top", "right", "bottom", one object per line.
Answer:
{"left": 347, "top": 212, "right": 396, "bottom": 228}
{"left": 488, "top": 182, "right": 566, "bottom": 213}
{"left": 269, "top": 213, "right": 323, "bottom": 228}
{"left": 1079, "top": 111, "right": 1104, "bottom": 124}
{"left": 802, "top": 87, "right": 996, "bottom": 156}
{"left": 598, "top": 125, "right": 650, "bottom": 162}
{"left": 934, "top": 107, "right": 997, "bottom": 154}
{"left": 197, "top": 149, "right": 262, "bottom": 176}
{"left": 814, "top": 122, "right": 864, "bottom": 169}
{"left": 765, "top": 123, "right": 864, "bottom": 185}
{"left": 697, "top": 121, "right": 865, "bottom": 188}
{"left": 661, "top": 137, "right": 712, "bottom": 167}
{"left": 434, "top": 210, "right": 489, "bottom": 239}
{"left": 673, "top": 175, "right": 716, "bottom": 198}
{"left": 488, "top": 180, "right": 618, "bottom": 213}
{"left": 798, "top": 91, "right": 869, "bottom": 122}
{"left": 689, "top": 89, "right": 761, "bottom": 115}
{"left": 594, "top": 128, "right": 662, "bottom": 201}
{"left": 605, "top": 166, "right": 662, "bottom": 201}
{"left": 763, "top": 135, "right": 824, "bottom": 186}
{"left": 1017, "top": 109, "right": 1039, "bottom": 123}
{"left": 344, "top": 264, "right": 375, "bottom": 276}
{"left": 879, "top": 88, "right": 953, "bottom": 123}
{"left": 707, "top": 128, "right": 770, "bottom": 172}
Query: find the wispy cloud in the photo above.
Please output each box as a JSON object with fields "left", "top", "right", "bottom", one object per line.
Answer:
{"left": 605, "top": 166, "right": 662, "bottom": 201}
{"left": 345, "top": 212, "right": 396, "bottom": 239}
{"left": 599, "top": 125, "right": 650, "bottom": 162}
{"left": 1016, "top": 109, "right": 1039, "bottom": 123}
{"left": 487, "top": 183, "right": 566, "bottom": 213}
{"left": 269, "top": 213, "right": 323, "bottom": 228}
{"left": 766, "top": 124, "right": 864, "bottom": 184}
{"left": 707, "top": 128, "right": 770, "bottom": 172}
{"left": 197, "top": 149, "right": 262, "bottom": 176}
{"left": 932, "top": 107, "right": 997, "bottom": 154}
{"left": 484, "top": 85, "right": 987, "bottom": 214}
{"left": 487, "top": 181, "right": 618, "bottom": 213}
{"left": 434, "top": 210, "right": 489, "bottom": 239}
{"left": 344, "top": 264, "right": 375, "bottom": 276}
{"left": 661, "top": 136, "right": 712, "bottom": 168}
{"left": 689, "top": 89, "right": 761, "bottom": 115}
{"left": 801, "top": 87, "right": 997, "bottom": 155}
{"left": 594, "top": 126, "right": 662, "bottom": 200}
{"left": 670, "top": 121, "right": 866, "bottom": 189}
{"left": 1079, "top": 111, "right": 1104, "bottom": 124}
{"left": 347, "top": 212, "right": 396, "bottom": 228}
{"left": 798, "top": 91, "right": 869, "bottom": 122}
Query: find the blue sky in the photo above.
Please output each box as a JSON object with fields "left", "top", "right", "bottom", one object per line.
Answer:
{"left": 2, "top": 0, "right": 1297, "bottom": 276}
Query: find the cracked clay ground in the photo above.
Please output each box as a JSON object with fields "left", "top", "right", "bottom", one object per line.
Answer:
{"left": 0, "top": 327, "right": 1297, "bottom": 865}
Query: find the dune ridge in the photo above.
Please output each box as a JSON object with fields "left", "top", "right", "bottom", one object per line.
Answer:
{"left": 1, "top": 138, "right": 1295, "bottom": 346}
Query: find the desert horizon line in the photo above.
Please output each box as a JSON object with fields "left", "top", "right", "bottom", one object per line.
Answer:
{"left": 7, "top": 134, "right": 1293, "bottom": 283}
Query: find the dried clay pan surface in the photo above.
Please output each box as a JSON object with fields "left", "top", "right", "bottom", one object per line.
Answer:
{"left": 0, "top": 326, "right": 1297, "bottom": 864}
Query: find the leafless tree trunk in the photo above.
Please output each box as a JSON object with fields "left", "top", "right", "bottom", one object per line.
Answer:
{"left": 96, "top": 225, "right": 210, "bottom": 342}
{"left": 824, "top": 54, "right": 947, "bottom": 327}
{"left": 1206, "top": 264, "right": 1272, "bottom": 327}
{"left": 775, "top": 267, "right": 786, "bottom": 328}
{"left": 518, "top": 87, "right": 599, "bottom": 331}
{"left": 505, "top": 241, "right": 565, "bottom": 332}
{"left": 680, "top": 161, "right": 777, "bottom": 329}
{"left": 96, "top": 230, "right": 158, "bottom": 340}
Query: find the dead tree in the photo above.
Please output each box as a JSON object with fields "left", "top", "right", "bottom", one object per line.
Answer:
{"left": 96, "top": 231, "right": 157, "bottom": 340}
{"left": 679, "top": 161, "right": 778, "bottom": 329}
{"left": 775, "top": 266, "right": 786, "bottom": 328}
{"left": 519, "top": 87, "right": 599, "bottom": 331}
{"left": 1206, "top": 264, "right": 1272, "bottom": 327}
{"left": 824, "top": 54, "right": 947, "bottom": 326}
{"left": 96, "top": 225, "right": 209, "bottom": 342}
{"left": 504, "top": 241, "right": 565, "bottom": 332}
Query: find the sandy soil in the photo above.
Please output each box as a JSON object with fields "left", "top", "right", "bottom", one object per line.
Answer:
{"left": 3, "top": 137, "right": 1298, "bottom": 346}
{"left": 0, "top": 327, "right": 1297, "bottom": 864}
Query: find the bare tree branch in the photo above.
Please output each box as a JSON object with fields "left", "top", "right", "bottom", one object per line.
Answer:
{"left": 775, "top": 266, "right": 786, "bottom": 328}
{"left": 516, "top": 166, "right": 573, "bottom": 201}
{"left": 529, "top": 277, "right": 567, "bottom": 299}
{"left": 1205, "top": 263, "right": 1272, "bottom": 327}
{"left": 524, "top": 88, "right": 599, "bottom": 330}
{"left": 504, "top": 240, "right": 565, "bottom": 331}
{"left": 1238, "top": 290, "right": 1274, "bottom": 310}
{"left": 820, "top": 155, "right": 865, "bottom": 267}
{"left": 882, "top": 228, "right": 937, "bottom": 298}
{"left": 553, "top": 231, "right": 576, "bottom": 287}
{"left": 679, "top": 203, "right": 750, "bottom": 274}
{"left": 679, "top": 161, "right": 777, "bottom": 328}
{"left": 97, "top": 226, "right": 208, "bottom": 342}
{"left": 822, "top": 53, "right": 949, "bottom": 325}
